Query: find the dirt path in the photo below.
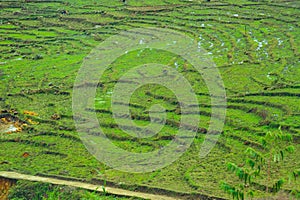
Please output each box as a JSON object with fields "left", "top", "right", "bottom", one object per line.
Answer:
{"left": 0, "top": 171, "right": 179, "bottom": 200}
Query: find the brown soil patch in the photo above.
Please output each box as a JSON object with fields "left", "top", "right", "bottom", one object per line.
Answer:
{"left": 0, "top": 177, "right": 16, "bottom": 200}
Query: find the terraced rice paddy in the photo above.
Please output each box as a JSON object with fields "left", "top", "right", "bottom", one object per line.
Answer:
{"left": 0, "top": 0, "right": 299, "bottom": 199}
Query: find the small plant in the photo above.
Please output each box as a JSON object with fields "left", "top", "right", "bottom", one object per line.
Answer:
{"left": 102, "top": 180, "right": 107, "bottom": 196}
{"left": 220, "top": 159, "right": 256, "bottom": 200}
{"left": 289, "top": 169, "right": 300, "bottom": 198}
{"left": 221, "top": 127, "right": 295, "bottom": 199}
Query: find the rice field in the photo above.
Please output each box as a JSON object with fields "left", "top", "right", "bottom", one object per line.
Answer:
{"left": 0, "top": 0, "right": 299, "bottom": 199}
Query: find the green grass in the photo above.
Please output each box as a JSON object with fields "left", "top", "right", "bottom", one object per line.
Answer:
{"left": 0, "top": 0, "right": 299, "bottom": 199}
{"left": 8, "top": 180, "right": 142, "bottom": 200}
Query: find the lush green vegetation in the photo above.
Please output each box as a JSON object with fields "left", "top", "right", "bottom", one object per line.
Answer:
{"left": 8, "top": 180, "right": 141, "bottom": 200}
{"left": 221, "top": 128, "right": 298, "bottom": 199}
{"left": 0, "top": 0, "right": 299, "bottom": 199}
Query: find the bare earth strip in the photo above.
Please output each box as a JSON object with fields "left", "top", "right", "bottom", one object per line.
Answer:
{"left": 0, "top": 171, "right": 177, "bottom": 200}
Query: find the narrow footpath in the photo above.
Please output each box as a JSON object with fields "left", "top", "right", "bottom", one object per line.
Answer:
{"left": 0, "top": 171, "right": 178, "bottom": 200}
